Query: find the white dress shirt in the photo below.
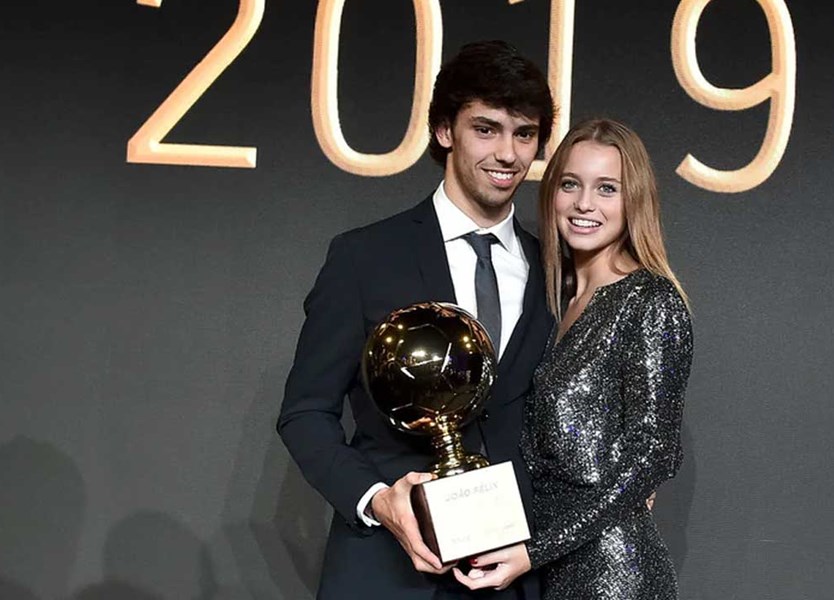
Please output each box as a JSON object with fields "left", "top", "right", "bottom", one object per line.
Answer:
{"left": 356, "top": 181, "right": 530, "bottom": 526}
{"left": 431, "top": 182, "right": 529, "bottom": 360}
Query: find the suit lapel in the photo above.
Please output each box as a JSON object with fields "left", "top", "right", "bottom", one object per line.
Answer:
{"left": 410, "top": 197, "right": 457, "bottom": 303}
{"left": 493, "top": 221, "right": 549, "bottom": 404}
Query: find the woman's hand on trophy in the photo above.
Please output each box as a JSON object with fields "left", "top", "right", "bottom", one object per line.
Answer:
{"left": 452, "top": 543, "right": 531, "bottom": 591}
{"left": 371, "top": 471, "right": 451, "bottom": 574}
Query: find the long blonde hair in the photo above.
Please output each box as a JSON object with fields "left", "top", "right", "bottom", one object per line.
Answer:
{"left": 538, "top": 118, "right": 689, "bottom": 317}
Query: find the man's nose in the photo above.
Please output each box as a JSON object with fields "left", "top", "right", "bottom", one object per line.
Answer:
{"left": 494, "top": 134, "right": 517, "bottom": 164}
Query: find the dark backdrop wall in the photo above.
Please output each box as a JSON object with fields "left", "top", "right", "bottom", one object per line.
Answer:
{"left": 1, "top": 1, "right": 831, "bottom": 599}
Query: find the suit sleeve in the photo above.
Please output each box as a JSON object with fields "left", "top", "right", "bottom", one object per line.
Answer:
{"left": 278, "top": 232, "right": 384, "bottom": 530}
{"left": 527, "top": 281, "right": 693, "bottom": 568}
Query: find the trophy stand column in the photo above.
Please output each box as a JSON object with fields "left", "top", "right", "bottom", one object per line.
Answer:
{"left": 429, "top": 422, "right": 489, "bottom": 478}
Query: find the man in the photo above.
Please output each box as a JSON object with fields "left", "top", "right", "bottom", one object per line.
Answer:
{"left": 278, "top": 41, "right": 555, "bottom": 599}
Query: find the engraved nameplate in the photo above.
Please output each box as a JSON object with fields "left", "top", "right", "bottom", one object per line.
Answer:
{"left": 411, "top": 461, "right": 530, "bottom": 564}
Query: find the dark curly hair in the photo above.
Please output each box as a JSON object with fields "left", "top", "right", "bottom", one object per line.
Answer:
{"left": 428, "top": 40, "right": 555, "bottom": 166}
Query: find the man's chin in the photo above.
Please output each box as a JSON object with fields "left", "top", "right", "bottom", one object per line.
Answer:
{"left": 476, "top": 188, "right": 520, "bottom": 209}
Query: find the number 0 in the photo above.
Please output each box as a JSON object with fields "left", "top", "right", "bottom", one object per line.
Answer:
{"left": 311, "top": 0, "right": 443, "bottom": 176}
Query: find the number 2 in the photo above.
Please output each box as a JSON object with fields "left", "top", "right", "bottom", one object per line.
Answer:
{"left": 127, "top": 0, "right": 264, "bottom": 168}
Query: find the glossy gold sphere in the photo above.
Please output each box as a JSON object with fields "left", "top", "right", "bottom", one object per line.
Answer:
{"left": 362, "top": 302, "right": 496, "bottom": 436}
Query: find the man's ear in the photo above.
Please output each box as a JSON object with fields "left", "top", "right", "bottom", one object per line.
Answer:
{"left": 435, "top": 121, "right": 453, "bottom": 149}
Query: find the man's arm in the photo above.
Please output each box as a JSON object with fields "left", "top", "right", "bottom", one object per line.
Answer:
{"left": 278, "top": 233, "right": 384, "bottom": 526}
{"left": 277, "top": 232, "right": 446, "bottom": 572}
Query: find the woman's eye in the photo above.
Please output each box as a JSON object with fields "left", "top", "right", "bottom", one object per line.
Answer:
{"left": 560, "top": 180, "right": 578, "bottom": 191}
{"left": 599, "top": 183, "right": 618, "bottom": 194}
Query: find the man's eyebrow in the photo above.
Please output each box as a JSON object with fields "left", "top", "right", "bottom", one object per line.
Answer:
{"left": 467, "top": 116, "right": 539, "bottom": 133}
{"left": 515, "top": 123, "right": 540, "bottom": 133}
{"left": 469, "top": 116, "right": 502, "bottom": 128}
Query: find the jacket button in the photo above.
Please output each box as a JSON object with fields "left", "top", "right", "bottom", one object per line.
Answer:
{"left": 479, "top": 410, "right": 490, "bottom": 422}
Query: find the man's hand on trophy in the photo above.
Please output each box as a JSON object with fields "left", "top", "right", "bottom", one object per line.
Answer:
{"left": 371, "top": 471, "right": 451, "bottom": 574}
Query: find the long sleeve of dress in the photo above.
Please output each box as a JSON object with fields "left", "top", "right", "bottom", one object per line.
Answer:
{"left": 526, "top": 277, "right": 693, "bottom": 569}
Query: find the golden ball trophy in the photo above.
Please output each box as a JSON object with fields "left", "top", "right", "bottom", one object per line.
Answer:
{"left": 362, "top": 302, "right": 530, "bottom": 564}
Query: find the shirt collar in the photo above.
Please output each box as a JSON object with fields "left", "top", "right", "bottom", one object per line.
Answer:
{"left": 432, "top": 181, "right": 518, "bottom": 252}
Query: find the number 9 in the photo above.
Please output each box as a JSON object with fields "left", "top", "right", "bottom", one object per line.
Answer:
{"left": 671, "top": 0, "right": 796, "bottom": 193}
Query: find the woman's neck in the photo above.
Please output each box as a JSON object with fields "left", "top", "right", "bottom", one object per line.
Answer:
{"left": 572, "top": 247, "right": 640, "bottom": 299}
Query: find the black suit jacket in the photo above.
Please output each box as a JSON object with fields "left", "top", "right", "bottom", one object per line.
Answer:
{"left": 278, "top": 197, "right": 553, "bottom": 600}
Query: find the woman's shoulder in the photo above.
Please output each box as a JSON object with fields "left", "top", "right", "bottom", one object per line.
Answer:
{"left": 624, "top": 269, "right": 691, "bottom": 319}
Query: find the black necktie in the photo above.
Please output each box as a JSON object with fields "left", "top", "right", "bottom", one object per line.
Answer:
{"left": 462, "top": 232, "right": 502, "bottom": 354}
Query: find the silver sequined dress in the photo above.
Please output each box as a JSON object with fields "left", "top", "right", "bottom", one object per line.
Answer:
{"left": 521, "top": 269, "right": 693, "bottom": 599}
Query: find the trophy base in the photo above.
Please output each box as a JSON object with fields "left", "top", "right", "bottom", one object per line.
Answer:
{"left": 410, "top": 461, "right": 530, "bottom": 564}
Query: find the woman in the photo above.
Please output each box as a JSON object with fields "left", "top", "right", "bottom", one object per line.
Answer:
{"left": 454, "top": 118, "right": 693, "bottom": 599}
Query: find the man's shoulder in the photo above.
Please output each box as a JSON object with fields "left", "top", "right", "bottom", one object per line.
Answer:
{"left": 334, "top": 196, "right": 433, "bottom": 246}
{"left": 514, "top": 219, "right": 540, "bottom": 243}
{"left": 512, "top": 218, "right": 542, "bottom": 264}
